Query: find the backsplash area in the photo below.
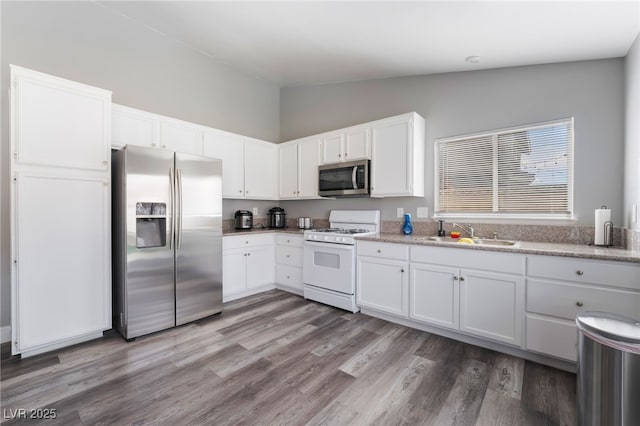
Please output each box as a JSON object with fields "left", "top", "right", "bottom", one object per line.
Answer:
{"left": 381, "top": 221, "right": 626, "bottom": 247}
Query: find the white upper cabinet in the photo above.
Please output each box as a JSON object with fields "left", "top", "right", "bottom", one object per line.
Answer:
{"left": 244, "top": 138, "right": 278, "bottom": 199}
{"left": 203, "top": 130, "right": 245, "bottom": 198}
{"left": 203, "top": 130, "right": 278, "bottom": 200}
{"left": 112, "top": 104, "right": 203, "bottom": 155}
{"left": 278, "top": 136, "right": 320, "bottom": 199}
{"left": 12, "top": 66, "right": 111, "bottom": 171}
{"left": 344, "top": 126, "right": 370, "bottom": 161}
{"left": 370, "top": 113, "right": 425, "bottom": 197}
{"left": 112, "top": 104, "right": 158, "bottom": 149}
{"left": 319, "top": 126, "right": 370, "bottom": 164}
{"left": 159, "top": 119, "right": 203, "bottom": 155}
{"left": 320, "top": 132, "right": 345, "bottom": 164}
{"left": 279, "top": 142, "right": 298, "bottom": 198}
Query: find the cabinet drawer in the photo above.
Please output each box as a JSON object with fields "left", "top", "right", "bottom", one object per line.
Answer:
{"left": 276, "top": 246, "right": 303, "bottom": 267}
{"left": 526, "top": 314, "right": 577, "bottom": 361}
{"left": 357, "top": 241, "right": 409, "bottom": 260}
{"left": 275, "top": 265, "right": 302, "bottom": 289}
{"left": 275, "top": 234, "right": 304, "bottom": 247}
{"left": 223, "top": 233, "right": 274, "bottom": 250}
{"left": 411, "top": 245, "right": 524, "bottom": 275}
{"left": 527, "top": 279, "right": 640, "bottom": 321}
{"left": 527, "top": 255, "right": 640, "bottom": 290}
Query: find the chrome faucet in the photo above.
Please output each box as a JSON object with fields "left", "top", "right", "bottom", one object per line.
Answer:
{"left": 452, "top": 223, "right": 475, "bottom": 238}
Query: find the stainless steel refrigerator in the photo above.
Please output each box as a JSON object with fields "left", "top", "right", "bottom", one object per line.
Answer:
{"left": 112, "top": 145, "right": 223, "bottom": 339}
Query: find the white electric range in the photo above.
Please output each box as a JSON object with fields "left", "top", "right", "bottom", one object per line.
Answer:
{"left": 303, "top": 210, "right": 380, "bottom": 312}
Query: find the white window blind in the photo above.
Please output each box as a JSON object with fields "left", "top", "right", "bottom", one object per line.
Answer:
{"left": 435, "top": 118, "right": 573, "bottom": 219}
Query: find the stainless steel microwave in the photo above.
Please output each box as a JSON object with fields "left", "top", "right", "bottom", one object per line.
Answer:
{"left": 318, "top": 160, "right": 370, "bottom": 197}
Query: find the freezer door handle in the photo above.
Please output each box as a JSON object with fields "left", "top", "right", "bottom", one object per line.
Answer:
{"left": 169, "top": 167, "right": 175, "bottom": 250}
{"left": 177, "top": 168, "right": 183, "bottom": 250}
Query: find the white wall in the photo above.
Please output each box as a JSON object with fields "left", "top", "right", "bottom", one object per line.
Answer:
{"left": 0, "top": 2, "right": 281, "bottom": 329}
{"left": 280, "top": 60, "right": 625, "bottom": 226}
{"left": 624, "top": 34, "right": 640, "bottom": 230}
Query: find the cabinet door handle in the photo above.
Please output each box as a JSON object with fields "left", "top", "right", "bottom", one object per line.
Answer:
{"left": 239, "top": 189, "right": 243, "bottom": 193}
{"left": 576, "top": 270, "right": 584, "bottom": 276}
{"left": 345, "top": 152, "right": 348, "bottom": 157}
{"left": 247, "top": 253, "right": 251, "bottom": 256}
{"left": 338, "top": 154, "right": 342, "bottom": 158}
{"left": 162, "top": 144, "right": 167, "bottom": 148}
{"left": 460, "top": 277, "right": 465, "bottom": 282}
{"left": 576, "top": 301, "right": 584, "bottom": 307}
{"left": 377, "top": 249, "right": 381, "bottom": 253}
{"left": 401, "top": 268, "right": 405, "bottom": 273}
{"left": 286, "top": 255, "right": 290, "bottom": 258}
{"left": 453, "top": 276, "right": 458, "bottom": 281}
{"left": 151, "top": 143, "right": 157, "bottom": 147}
{"left": 102, "top": 160, "right": 108, "bottom": 165}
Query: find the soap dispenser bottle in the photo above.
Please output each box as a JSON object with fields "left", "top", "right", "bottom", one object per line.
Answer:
{"left": 402, "top": 213, "right": 413, "bottom": 235}
{"left": 438, "top": 220, "right": 446, "bottom": 237}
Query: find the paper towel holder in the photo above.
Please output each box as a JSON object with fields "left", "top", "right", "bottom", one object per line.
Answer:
{"left": 600, "top": 220, "right": 613, "bottom": 247}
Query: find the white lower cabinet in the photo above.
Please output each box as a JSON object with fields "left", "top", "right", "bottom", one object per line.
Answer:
{"left": 459, "top": 269, "right": 523, "bottom": 346}
{"left": 356, "top": 242, "right": 410, "bottom": 318}
{"left": 410, "top": 264, "right": 459, "bottom": 329}
{"left": 409, "top": 257, "right": 524, "bottom": 346}
{"left": 274, "top": 235, "right": 304, "bottom": 294}
{"left": 524, "top": 255, "right": 640, "bottom": 361}
{"left": 357, "top": 257, "right": 409, "bottom": 317}
{"left": 223, "top": 234, "right": 275, "bottom": 302}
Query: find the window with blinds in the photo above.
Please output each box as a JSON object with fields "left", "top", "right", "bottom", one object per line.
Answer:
{"left": 435, "top": 118, "right": 574, "bottom": 219}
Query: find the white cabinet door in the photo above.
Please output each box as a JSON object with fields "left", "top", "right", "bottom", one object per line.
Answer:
{"left": 279, "top": 143, "right": 298, "bottom": 199}
{"left": 112, "top": 105, "right": 158, "bottom": 149}
{"left": 410, "top": 264, "right": 459, "bottom": 330}
{"left": 320, "top": 132, "right": 344, "bottom": 164}
{"left": 160, "top": 119, "right": 202, "bottom": 155}
{"left": 246, "top": 245, "right": 275, "bottom": 289}
{"left": 459, "top": 269, "right": 524, "bottom": 346}
{"left": 223, "top": 249, "right": 247, "bottom": 297}
{"left": 370, "top": 118, "right": 412, "bottom": 196}
{"left": 202, "top": 130, "right": 245, "bottom": 198}
{"left": 357, "top": 256, "right": 409, "bottom": 318}
{"left": 12, "top": 67, "right": 110, "bottom": 171}
{"left": 244, "top": 139, "right": 278, "bottom": 199}
{"left": 344, "top": 127, "right": 369, "bottom": 160}
{"left": 15, "top": 172, "right": 111, "bottom": 353}
{"left": 297, "top": 137, "right": 320, "bottom": 198}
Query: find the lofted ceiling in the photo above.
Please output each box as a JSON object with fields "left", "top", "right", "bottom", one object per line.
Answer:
{"left": 96, "top": 1, "right": 640, "bottom": 87}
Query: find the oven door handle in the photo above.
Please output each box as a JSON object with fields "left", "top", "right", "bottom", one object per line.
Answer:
{"left": 352, "top": 166, "right": 358, "bottom": 189}
{"left": 304, "top": 240, "right": 355, "bottom": 250}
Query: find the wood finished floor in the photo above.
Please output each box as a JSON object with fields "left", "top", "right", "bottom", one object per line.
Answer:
{"left": 0, "top": 290, "right": 576, "bottom": 425}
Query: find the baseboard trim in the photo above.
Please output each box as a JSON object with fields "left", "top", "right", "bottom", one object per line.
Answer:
{"left": 1, "top": 325, "right": 11, "bottom": 344}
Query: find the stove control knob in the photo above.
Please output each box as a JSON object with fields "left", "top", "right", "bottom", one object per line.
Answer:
{"left": 336, "top": 237, "right": 343, "bottom": 243}
{"left": 324, "top": 236, "right": 329, "bottom": 241}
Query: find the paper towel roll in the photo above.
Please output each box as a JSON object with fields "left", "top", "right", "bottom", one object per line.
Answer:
{"left": 594, "top": 207, "right": 611, "bottom": 245}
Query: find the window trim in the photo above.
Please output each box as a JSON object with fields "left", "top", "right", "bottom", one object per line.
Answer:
{"left": 433, "top": 118, "right": 575, "bottom": 223}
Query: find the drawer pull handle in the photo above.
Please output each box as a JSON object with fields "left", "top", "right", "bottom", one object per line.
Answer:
{"left": 286, "top": 255, "right": 290, "bottom": 258}
{"left": 377, "top": 249, "right": 381, "bottom": 253}
{"left": 287, "top": 275, "right": 290, "bottom": 279}
{"left": 401, "top": 268, "right": 405, "bottom": 273}
{"left": 287, "top": 240, "right": 290, "bottom": 243}
{"left": 576, "top": 270, "right": 584, "bottom": 276}
{"left": 460, "top": 277, "right": 465, "bottom": 282}
{"left": 576, "top": 301, "right": 584, "bottom": 307}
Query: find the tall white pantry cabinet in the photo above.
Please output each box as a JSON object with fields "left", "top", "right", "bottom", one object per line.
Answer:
{"left": 10, "top": 66, "right": 112, "bottom": 357}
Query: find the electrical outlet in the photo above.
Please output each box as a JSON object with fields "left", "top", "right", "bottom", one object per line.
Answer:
{"left": 252, "top": 207, "right": 258, "bottom": 216}
{"left": 397, "top": 207, "right": 404, "bottom": 218}
{"left": 417, "top": 207, "right": 429, "bottom": 218}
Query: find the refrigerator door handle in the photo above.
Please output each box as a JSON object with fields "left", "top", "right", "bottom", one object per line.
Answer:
{"left": 177, "top": 168, "right": 183, "bottom": 249}
{"left": 169, "top": 167, "right": 175, "bottom": 250}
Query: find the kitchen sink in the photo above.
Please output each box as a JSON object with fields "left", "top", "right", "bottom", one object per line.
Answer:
{"left": 419, "top": 236, "right": 518, "bottom": 246}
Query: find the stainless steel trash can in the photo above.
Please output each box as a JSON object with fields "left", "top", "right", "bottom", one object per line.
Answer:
{"left": 576, "top": 312, "right": 640, "bottom": 426}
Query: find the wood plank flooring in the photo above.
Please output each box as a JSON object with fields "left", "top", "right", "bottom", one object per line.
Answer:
{"left": 1, "top": 290, "right": 576, "bottom": 425}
